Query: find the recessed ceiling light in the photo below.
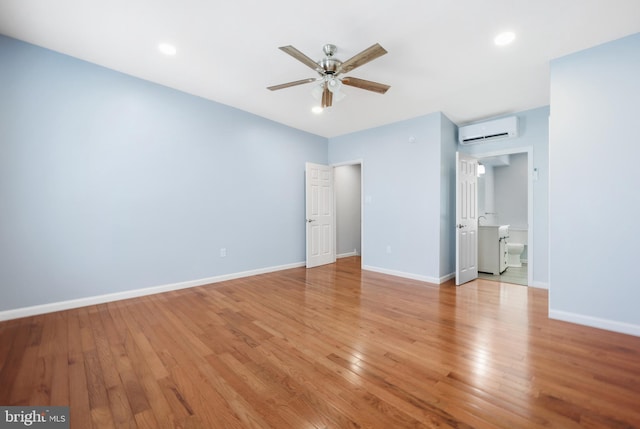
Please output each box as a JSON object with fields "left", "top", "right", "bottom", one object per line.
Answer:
{"left": 312, "top": 106, "right": 323, "bottom": 114}
{"left": 157, "top": 43, "right": 177, "bottom": 56}
{"left": 494, "top": 31, "right": 516, "bottom": 46}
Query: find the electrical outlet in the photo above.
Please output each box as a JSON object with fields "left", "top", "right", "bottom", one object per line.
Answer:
{"left": 220, "top": 248, "right": 227, "bottom": 257}
{"left": 386, "top": 245, "right": 391, "bottom": 254}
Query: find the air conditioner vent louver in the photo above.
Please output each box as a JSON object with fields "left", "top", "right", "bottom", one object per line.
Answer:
{"left": 458, "top": 116, "right": 519, "bottom": 145}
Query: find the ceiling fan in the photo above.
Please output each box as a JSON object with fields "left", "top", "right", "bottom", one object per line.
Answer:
{"left": 267, "top": 43, "right": 390, "bottom": 108}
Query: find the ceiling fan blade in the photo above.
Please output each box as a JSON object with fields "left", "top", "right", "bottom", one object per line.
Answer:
{"left": 339, "top": 43, "right": 387, "bottom": 74}
{"left": 267, "top": 78, "right": 317, "bottom": 91}
{"left": 342, "top": 77, "right": 390, "bottom": 94}
{"left": 321, "top": 82, "right": 333, "bottom": 108}
{"left": 279, "top": 46, "right": 321, "bottom": 72}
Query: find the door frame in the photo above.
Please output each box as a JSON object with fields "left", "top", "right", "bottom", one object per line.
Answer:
{"left": 331, "top": 159, "right": 364, "bottom": 268}
{"left": 473, "top": 146, "right": 534, "bottom": 287}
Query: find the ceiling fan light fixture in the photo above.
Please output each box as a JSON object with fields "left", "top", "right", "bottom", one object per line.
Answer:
{"left": 311, "top": 82, "right": 324, "bottom": 100}
{"left": 327, "top": 76, "right": 342, "bottom": 94}
{"left": 332, "top": 89, "right": 346, "bottom": 103}
{"left": 311, "top": 106, "right": 324, "bottom": 114}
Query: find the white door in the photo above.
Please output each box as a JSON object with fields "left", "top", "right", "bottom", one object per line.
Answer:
{"left": 305, "top": 162, "right": 336, "bottom": 268}
{"left": 455, "top": 152, "right": 478, "bottom": 285}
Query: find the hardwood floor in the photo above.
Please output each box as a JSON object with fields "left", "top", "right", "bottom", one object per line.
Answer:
{"left": 1, "top": 257, "right": 640, "bottom": 428}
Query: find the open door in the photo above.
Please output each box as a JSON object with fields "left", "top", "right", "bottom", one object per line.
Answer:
{"left": 455, "top": 152, "right": 478, "bottom": 285}
{"left": 305, "top": 162, "right": 336, "bottom": 268}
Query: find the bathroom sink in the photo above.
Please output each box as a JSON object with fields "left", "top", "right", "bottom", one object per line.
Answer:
{"left": 478, "top": 224, "right": 510, "bottom": 237}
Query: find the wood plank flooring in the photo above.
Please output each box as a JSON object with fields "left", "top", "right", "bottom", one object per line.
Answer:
{"left": 1, "top": 256, "right": 640, "bottom": 428}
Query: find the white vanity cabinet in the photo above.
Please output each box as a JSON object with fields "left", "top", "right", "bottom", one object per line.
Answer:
{"left": 478, "top": 225, "right": 509, "bottom": 275}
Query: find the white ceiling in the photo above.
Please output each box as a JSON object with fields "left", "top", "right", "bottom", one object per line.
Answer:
{"left": 1, "top": 1, "right": 639, "bottom": 138}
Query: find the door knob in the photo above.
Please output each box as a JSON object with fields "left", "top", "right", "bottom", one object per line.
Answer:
{"left": 306, "top": 219, "right": 316, "bottom": 223}
{"left": 457, "top": 224, "right": 465, "bottom": 229}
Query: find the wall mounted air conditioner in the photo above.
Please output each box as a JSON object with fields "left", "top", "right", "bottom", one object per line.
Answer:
{"left": 458, "top": 116, "right": 519, "bottom": 145}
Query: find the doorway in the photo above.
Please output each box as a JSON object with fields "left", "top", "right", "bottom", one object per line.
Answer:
{"left": 334, "top": 162, "right": 362, "bottom": 261}
{"left": 476, "top": 148, "right": 533, "bottom": 286}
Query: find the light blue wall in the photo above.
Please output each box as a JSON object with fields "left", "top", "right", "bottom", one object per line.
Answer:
{"left": 549, "top": 33, "right": 640, "bottom": 333}
{"left": 439, "top": 116, "right": 457, "bottom": 277}
{"left": 328, "top": 112, "right": 456, "bottom": 281}
{"left": 459, "top": 106, "right": 549, "bottom": 287}
{"left": 0, "top": 35, "right": 327, "bottom": 311}
{"left": 4, "top": 32, "right": 591, "bottom": 317}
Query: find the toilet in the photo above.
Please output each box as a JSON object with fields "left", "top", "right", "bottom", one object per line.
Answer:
{"left": 506, "top": 229, "right": 527, "bottom": 268}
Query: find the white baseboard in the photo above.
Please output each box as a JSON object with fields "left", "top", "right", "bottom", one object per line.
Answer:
{"left": 337, "top": 250, "right": 358, "bottom": 259}
{"left": 529, "top": 281, "right": 549, "bottom": 289}
{"left": 439, "top": 272, "right": 455, "bottom": 283}
{"left": 363, "top": 265, "right": 452, "bottom": 285}
{"left": 0, "top": 261, "right": 306, "bottom": 322}
{"left": 549, "top": 309, "right": 640, "bottom": 338}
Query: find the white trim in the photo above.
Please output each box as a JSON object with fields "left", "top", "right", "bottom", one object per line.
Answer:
{"left": 331, "top": 159, "right": 365, "bottom": 168}
{"left": 549, "top": 309, "right": 640, "bottom": 338}
{"left": 439, "top": 272, "right": 455, "bottom": 283}
{"left": 337, "top": 250, "right": 358, "bottom": 259}
{"left": 529, "top": 281, "right": 549, "bottom": 289}
{"left": 0, "top": 261, "right": 305, "bottom": 322}
{"left": 363, "top": 265, "right": 453, "bottom": 285}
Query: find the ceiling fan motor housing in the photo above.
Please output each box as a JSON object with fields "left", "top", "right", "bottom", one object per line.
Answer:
{"left": 318, "top": 57, "right": 341, "bottom": 75}
{"left": 319, "top": 43, "right": 341, "bottom": 74}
